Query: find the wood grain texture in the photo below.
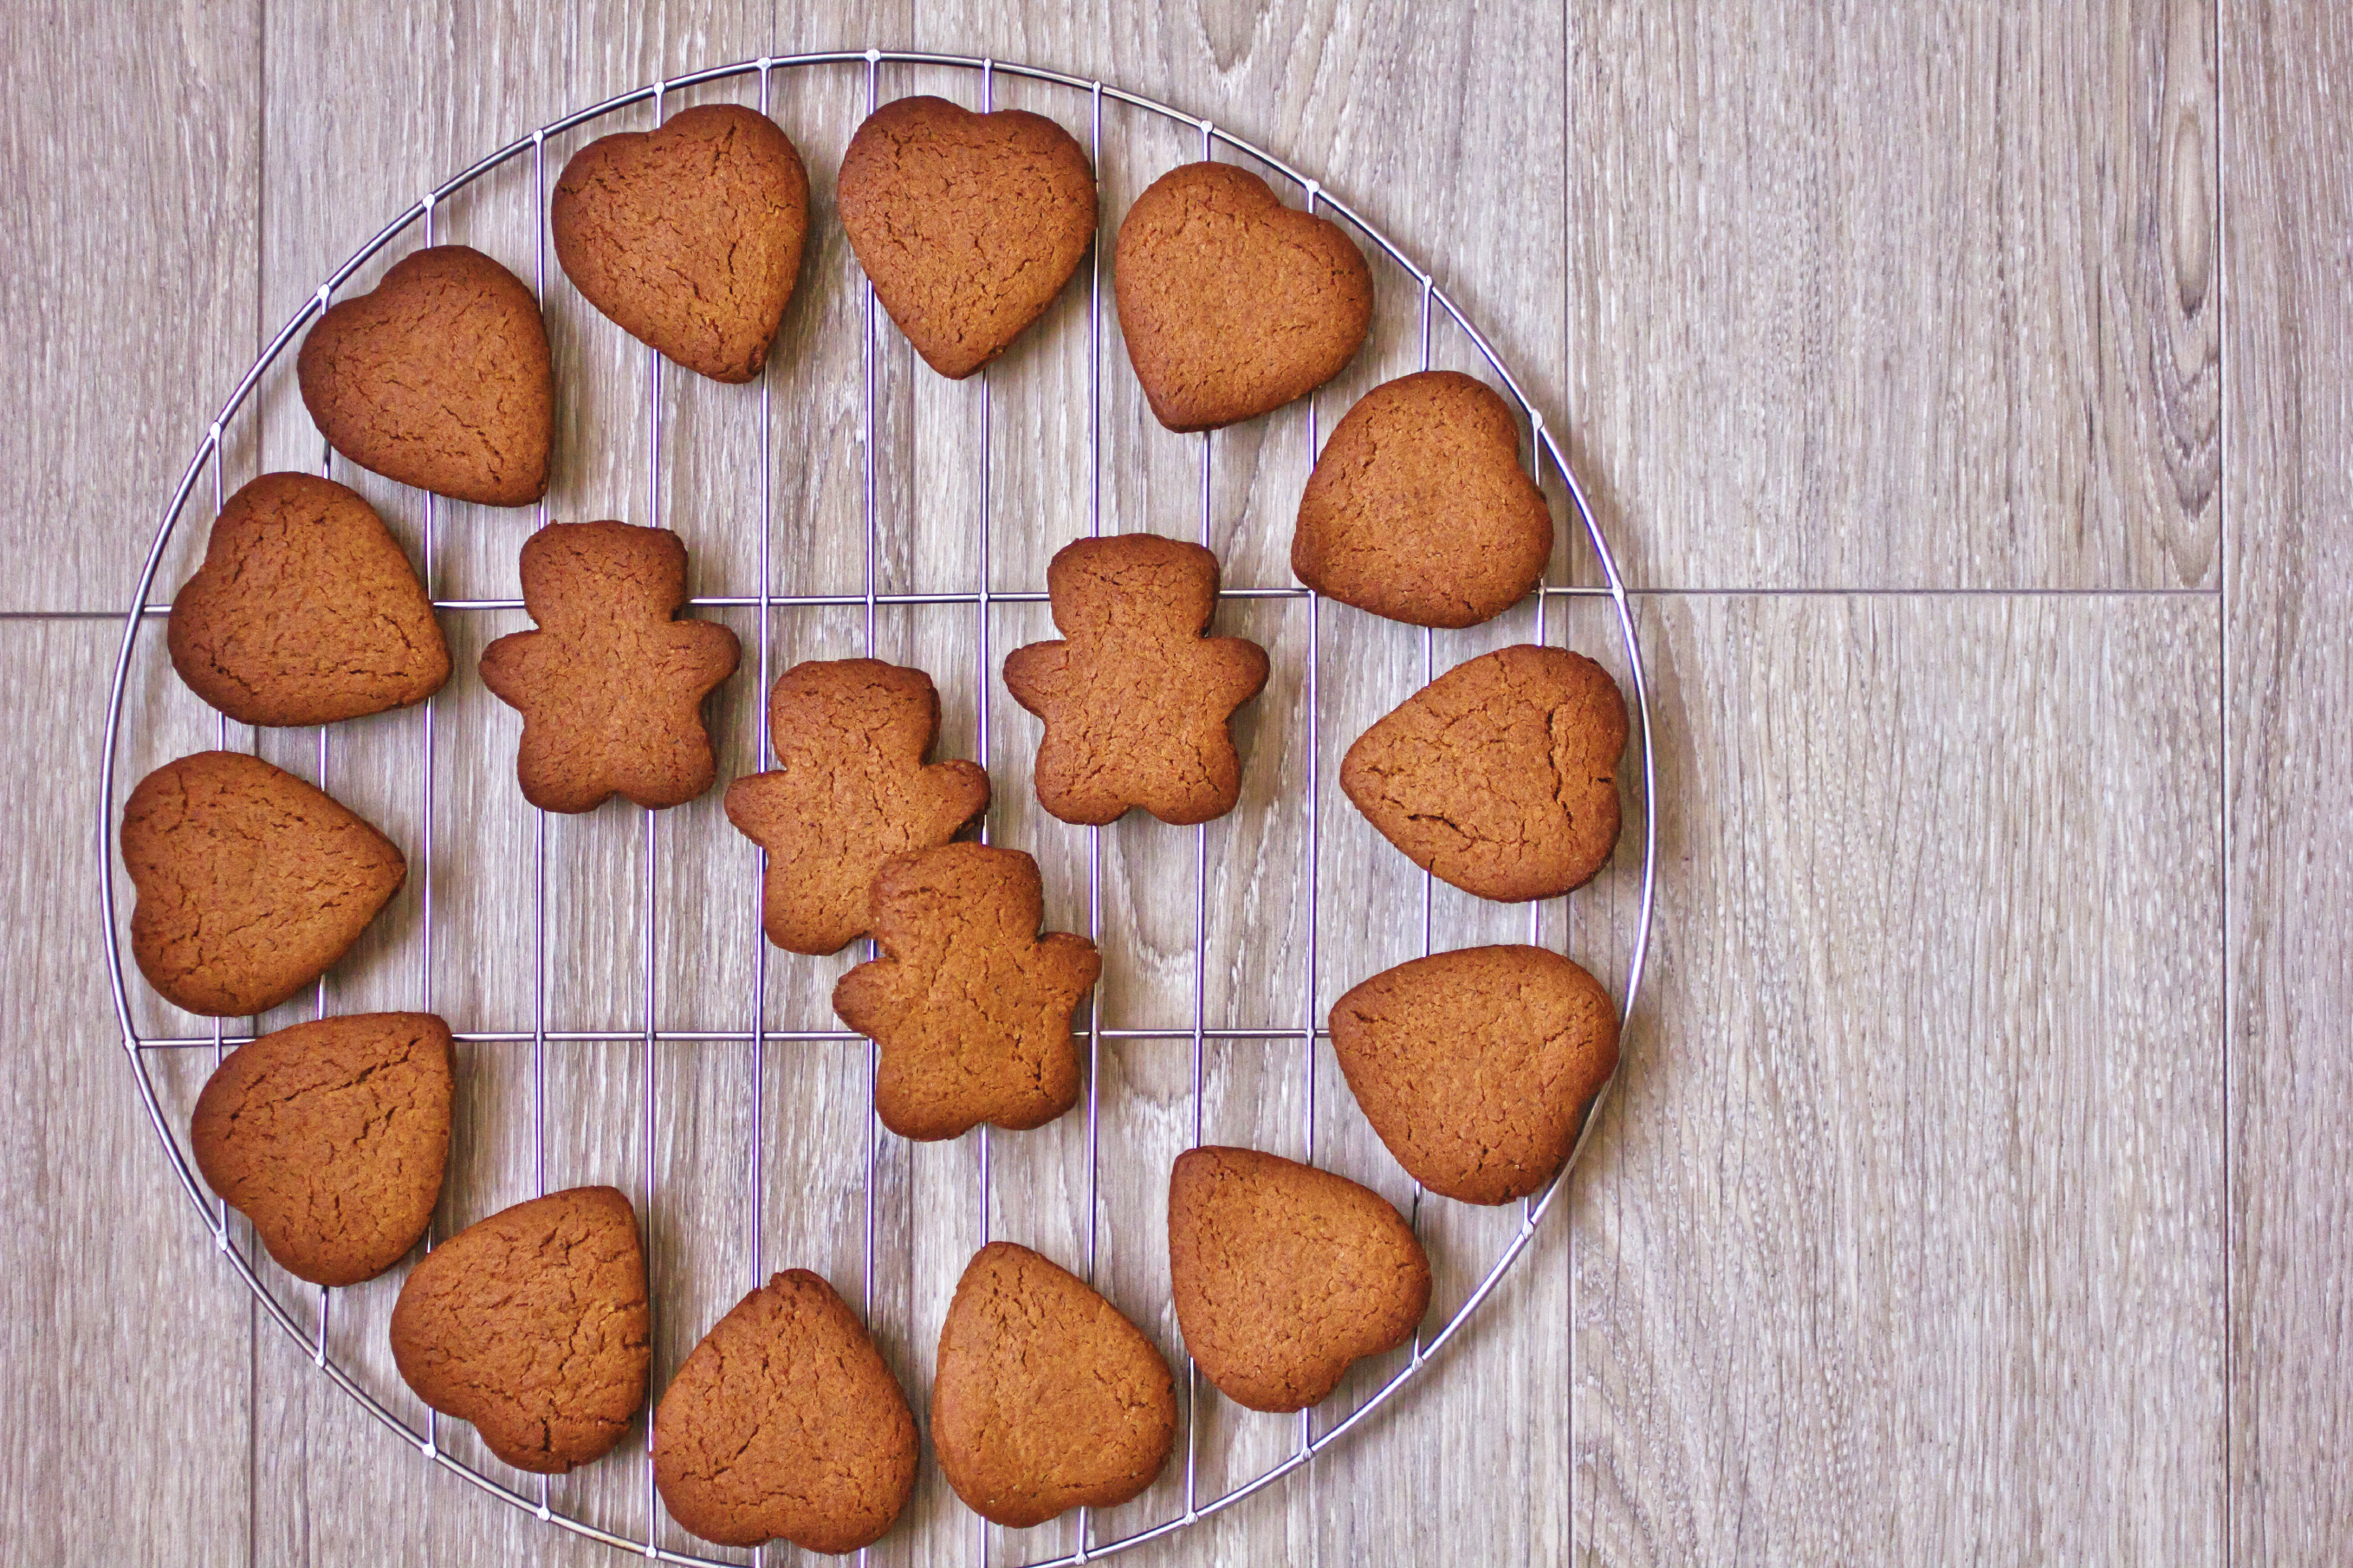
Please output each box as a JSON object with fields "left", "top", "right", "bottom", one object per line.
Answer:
{"left": 0, "top": 0, "right": 261, "bottom": 612}
{"left": 2221, "top": 4, "right": 2353, "bottom": 1560}
{"left": 1565, "top": 0, "right": 2220, "bottom": 591}
{"left": 1572, "top": 595, "right": 2224, "bottom": 1564}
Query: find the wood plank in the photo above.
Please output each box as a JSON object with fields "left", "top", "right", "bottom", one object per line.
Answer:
{"left": 1565, "top": 0, "right": 2220, "bottom": 591}
{"left": 2220, "top": 3, "right": 2353, "bottom": 1559}
{"left": 1571, "top": 594, "right": 2224, "bottom": 1563}
{"left": 0, "top": 621, "right": 252, "bottom": 1565}
{"left": 0, "top": 2, "right": 263, "bottom": 615}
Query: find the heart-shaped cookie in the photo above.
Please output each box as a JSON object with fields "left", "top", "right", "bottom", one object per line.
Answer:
{"left": 931, "top": 1242, "right": 1175, "bottom": 1528}
{"left": 1293, "top": 371, "right": 1554, "bottom": 628}
{"left": 838, "top": 95, "right": 1097, "bottom": 379}
{"left": 1114, "top": 161, "right": 1372, "bottom": 431}
{"left": 1329, "top": 946, "right": 1619, "bottom": 1204}
{"left": 1167, "top": 1147, "right": 1429, "bottom": 1412}
{"left": 653, "top": 1270, "right": 917, "bottom": 1552}
{"left": 296, "top": 245, "right": 553, "bottom": 506}
{"left": 1340, "top": 645, "right": 1628, "bottom": 902}
{"left": 120, "top": 751, "right": 407, "bottom": 1017}
{"left": 191, "top": 1013, "right": 453, "bottom": 1285}
{"left": 553, "top": 104, "right": 811, "bottom": 383}
{"left": 168, "top": 472, "right": 450, "bottom": 726}
{"left": 389, "top": 1186, "right": 650, "bottom": 1474}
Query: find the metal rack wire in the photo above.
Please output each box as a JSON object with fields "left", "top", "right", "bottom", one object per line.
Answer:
{"left": 96, "top": 49, "right": 1656, "bottom": 1567}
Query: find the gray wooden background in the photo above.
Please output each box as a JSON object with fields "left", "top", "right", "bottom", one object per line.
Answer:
{"left": 5, "top": 0, "right": 2348, "bottom": 1564}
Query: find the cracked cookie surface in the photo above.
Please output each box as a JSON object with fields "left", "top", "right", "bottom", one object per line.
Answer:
{"left": 553, "top": 103, "right": 810, "bottom": 383}
{"left": 389, "top": 1185, "right": 650, "bottom": 1474}
{"left": 1002, "top": 534, "right": 1269, "bottom": 826}
{"left": 296, "top": 244, "right": 553, "bottom": 506}
{"left": 1330, "top": 946, "right": 1619, "bottom": 1204}
{"left": 478, "top": 522, "right": 741, "bottom": 813}
{"left": 120, "top": 751, "right": 407, "bottom": 1017}
{"left": 1293, "top": 371, "right": 1553, "bottom": 628}
{"left": 168, "top": 472, "right": 450, "bottom": 726}
{"left": 191, "top": 1012, "right": 453, "bottom": 1286}
{"left": 723, "top": 659, "right": 989, "bottom": 956}
{"left": 1113, "top": 161, "right": 1371, "bottom": 431}
{"left": 653, "top": 1269, "right": 917, "bottom": 1552}
{"left": 1340, "top": 644, "right": 1627, "bottom": 902}
{"left": 1167, "top": 1147, "right": 1430, "bottom": 1413}
{"left": 839, "top": 94, "right": 1096, "bottom": 379}
{"left": 931, "top": 1241, "right": 1176, "bottom": 1528}
{"left": 831, "top": 844, "right": 1099, "bottom": 1141}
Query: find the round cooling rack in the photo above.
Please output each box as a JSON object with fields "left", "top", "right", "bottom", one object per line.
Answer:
{"left": 99, "top": 49, "right": 1656, "bottom": 1566}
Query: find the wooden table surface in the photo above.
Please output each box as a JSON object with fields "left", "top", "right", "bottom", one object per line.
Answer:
{"left": 6, "top": 2, "right": 2348, "bottom": 1564}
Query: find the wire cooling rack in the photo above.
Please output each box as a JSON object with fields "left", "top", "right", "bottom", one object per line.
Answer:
{"left": 97, "top": 49, "right": 1656, "bottom": 1566}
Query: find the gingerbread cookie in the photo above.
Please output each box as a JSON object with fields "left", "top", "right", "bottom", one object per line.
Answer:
{"left": 553, "top": 104, "right": 810, "bottom": 383}
{"left": 1340, "top": 645, "right": 1627, "bottom": 902}
{"left": 1002, "top": 535, "right": 1269, "bottom": 826}
{"left": 478, "top": 522, "right": 741, "bottom": 813}
{"left": 1330, "top": 945, "right": 1618, "bottom": 1205}
{"left": 389, "top": 1186, "right": 650, "bottom": 1474}
{"left": 296, "top": 245, "right": 553, "bottom": 506}
{"left": 653, "top": 1269, "right": 917, "bottom": 1552}
{"left": 831, "top": 844, "right": 1099, "bottom": 1141}
{"left": 1113, "top": 161, "right": 1372, "bottom": 431}
{"left": 839, "top": 95, "right": 1096, "bottom": 379}
{"left": 1293, "top": 371, "right": 1552, "bottom": 628}
{"left": 191, "top": 1013, "right": 453, "bottom": 1286}
{"left": 932, "top": 1241, "right": 1176, "bottom": 1528}
{"left": 120, "top": 751, "right": 406, "bottom": 1017}
{"left": 167, "top": 472, "right": 450, "bottom": 726}
{"left": 1167, "top": 1147, "right": 1429, "bottom": 1412}
{"left": 723, "top": 659, "right": 989, "bottom": 956}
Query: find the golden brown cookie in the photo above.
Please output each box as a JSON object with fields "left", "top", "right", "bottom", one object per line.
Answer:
{"left": 191, "top": 1013, "right": 453, "bottom": 1286}
{"left": 1293, "top": 371, "right": 1553, "bottom": 628}
{"left": 295, "top": 245, "right": 553, "bottom": 506}
{"left": 831, "top": 844, "right": 1099, "bottom": 1142}
{"left": 653, "top": 1269, "right": 917, "bottom": 1552}
{"left": 1340, "top": 645, "right": 1627, "bottom": 902}
{"left": 931, "top": 1241, "right": 1176, "bottom": 1528}
{"left": 389, "top": 1186, "right": 650, "bottom": 1474}
{"left": 478, "top": 522, "right": 741, "bottom": 813}
{"left": 723, "top": 659, "right": 990, "bottom": 956}
{"left": 1329, "top": 946, "right": 1619, "bottom": 1204}
{"left": 120, "top": 751, "right": 407, "bottom": 1017}
{"left": 1166, "top": 1146, "right": 1429, "bottom": 1412}
{"left": 167, "top": 472, "right": 451, "bottom": 726}
{"left": 553, "top": 104, "right": 810, "bottom": 383}
{"left": 1002, "top": 535, "right": 1269, "bottom": 826}
{"left": 838, "top": 94, "right": 1096, "bottom": 379}
{"left": 1113, "top": 161, "right": 1372, "bottom": 431}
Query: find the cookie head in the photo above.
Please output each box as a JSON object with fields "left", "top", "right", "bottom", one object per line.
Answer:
{"left": 477, "top": 522, "right": 742, "bottom": 813}
{"left": 191, "top": 1013, "right": 454, "bottom": 1286}
{"left": 168, "top": 472, "right": 451, "bottom": 726}
{"left": 931, "top": 1242, "right": 1176, "bottom": 1528}
{"left": 1113, "top": 161, "right": 1372, "bottom": 431}
{"left": 1329, "top": 946, "right": 1618, "bottom": 1204}
{"left": 839, "top": 95, "right": 1098, "bottom": 379}
{"left": 1340, "top": 645, "right": 1628, "bottom": 902}
{"left": 553, "top": 104, "right": 811, "bottom": 383}
{"left": 1001, "top": 535, "right": 1271, "bottom": 826}
{"left": 1293, "top": 371, "right": 1554, "bottom": 628}
{"left": 120, "top": 751, "right": 407, "bottom": 1017}
{"left": 653, "top": 1270, "right": 918, "bottom": 1552}
{"left": 722, "top": 659, "right": 990, "bottom": 956}
{"left": 830, "top": 843, "right": 1099, "bottom": 1141}
{"left": 295, "top": 245, "right": 553, "bottom": 506}
{"left": 389, "top": 1186, "right": 651, "bottom": 1474}
{"left": 1167, "top": 1147, "right": 1430, "bottom": 1412}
